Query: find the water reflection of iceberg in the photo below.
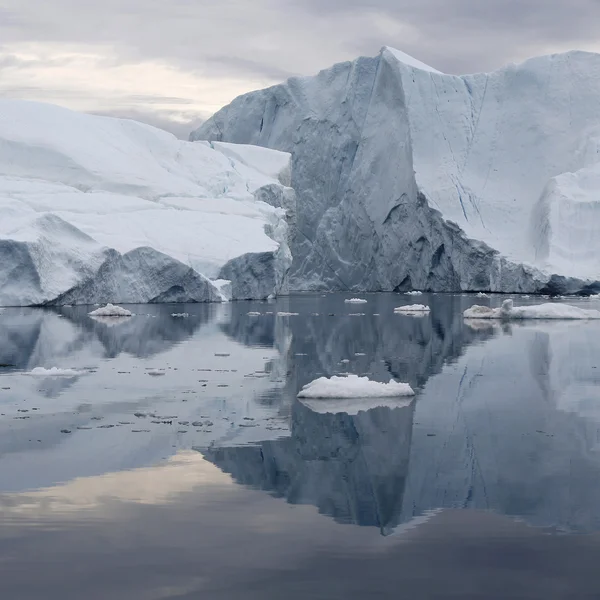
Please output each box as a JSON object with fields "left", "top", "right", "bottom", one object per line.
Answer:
{"left": 202, "top": 400, "right": 415, "bottom": 535}
{"left": 403, "top": 320, "right": 600, "bottom": 534}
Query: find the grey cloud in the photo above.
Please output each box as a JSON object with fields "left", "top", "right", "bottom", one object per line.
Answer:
{"left": 294, "top": 0, "right": 600, "bottom": 73}
{"left": 0, "top": 0, "right": 599, "bottom": 123}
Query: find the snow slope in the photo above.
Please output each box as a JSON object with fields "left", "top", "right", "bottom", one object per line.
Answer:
{"left": 192, "top": 47, "right": 600, "bottom": 294}
{"left": 0, "top": 100, "right": 295, "bottom": 306}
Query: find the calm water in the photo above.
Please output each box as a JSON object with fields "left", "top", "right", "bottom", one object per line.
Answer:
{"left": 1, "top": 293, "right": 600, "bottom": 599}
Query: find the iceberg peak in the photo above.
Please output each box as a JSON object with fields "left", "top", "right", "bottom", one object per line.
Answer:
{"left": 382, "top": 46, "right": 443, "bottom": 74}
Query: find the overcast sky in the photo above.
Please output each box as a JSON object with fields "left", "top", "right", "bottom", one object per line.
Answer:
{"left": 1, "top": 0, "right": 599, "bottom": 138}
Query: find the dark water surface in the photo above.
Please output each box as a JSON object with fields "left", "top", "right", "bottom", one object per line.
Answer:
{"left": 1, "top": 293, "right": 600, "bottom": 599}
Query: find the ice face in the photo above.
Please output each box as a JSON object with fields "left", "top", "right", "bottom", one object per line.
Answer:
{"left": 192, "top": 47, "right": 600, "bottom": 294}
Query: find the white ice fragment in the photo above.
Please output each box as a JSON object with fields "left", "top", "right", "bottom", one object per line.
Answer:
{"left": 345, "top": 298, "right": 368, "bottom": 304}
{"left": 171, "top": 313, "right": 189, "bottom": 318}
{"left": 247, "top": 312, "right": 262, "bottom": 316}
{"left": 476, "top": 292, "right": 490, "bottom": 298}
{"left": 26, "top": 367, "right": 81, "bottom": 377}
{"left": 464, "top": 299, "right": 600, "bottom": 320}
{"left": 394, "top": 304, "right": 431, "bottom": 315}
{"left": 276, "top": 312, "right": 299, "bottom": 316}
{"left": 298, "top": 374, "right": 415, "bottom": 399}
{"left": 89, "top": 304, "right": 133, "bottom": 317}
{"left": 405, "top": 291, "right": 423, "bottom": 296}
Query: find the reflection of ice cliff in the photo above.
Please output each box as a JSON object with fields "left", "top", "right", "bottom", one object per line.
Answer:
{"left": 207, "top": 308, "right": 600, "bottom": 535}
{"left": 203, "top": 400, "right": 414, "bottom": 535}
{"left": 403, "top": 320, "right": 600, "bottom": 533}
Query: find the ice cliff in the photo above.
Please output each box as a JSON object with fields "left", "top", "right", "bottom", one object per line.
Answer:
{"left": 0, "top": 100, "right": 295, "bottom": 306}
{"left": 192, "top": 47, "right": 600, "bottom": 294}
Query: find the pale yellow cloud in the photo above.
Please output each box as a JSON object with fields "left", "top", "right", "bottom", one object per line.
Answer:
{"left": 0, "top": 42, "right": 278, "bottom": 126}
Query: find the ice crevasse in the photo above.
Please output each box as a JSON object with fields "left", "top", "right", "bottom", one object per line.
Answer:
{"left": 192, "top": 46, "right": 600, "bottom": 295}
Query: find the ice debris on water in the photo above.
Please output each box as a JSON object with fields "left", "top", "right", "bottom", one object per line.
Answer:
{"left": 26, "top": 367, "right": 81, "bottom": 377}
{"left": 394, "top": 304, "right": 431, "bottom": 315}
{"left": 464, "top": 299, "right": 600, "bottom": 320}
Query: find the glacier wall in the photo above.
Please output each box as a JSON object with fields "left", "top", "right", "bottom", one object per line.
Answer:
{"left": 192, "top": 47, "right": 600, "bottom": 293}
{"left": 0, "top": 101, "right": 296, "bottom": 306}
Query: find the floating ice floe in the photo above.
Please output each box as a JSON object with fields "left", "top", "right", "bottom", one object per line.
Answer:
{"left": 297, "top": 374, "right": 414, "bottom": 399}
{"left": 394, "top": 304, "right": 431, "bottom": 315}
{"left": 464, "top": 299, "right": 600, "bottom": 320}
{"left": 405, "top": 291, "right": 423, "bottom": 296}
{"left": 276, "top": 312, "right": 299, "bottom": 316}
{"left": 170, "top": 313, "right": 189, "bottom": 318}
{"left": 26, "top": 367, "right": 81, "bottom": 377}
{"left": 345, "top": 298, "right": 368, "bottom": 304}
{"left": 88, "top": 304, "right": 133, "bottom": 317}
{"left": 247, "top": 312, "right": 262, "bottom": 316}
{"left": 146, "top": 370, "right": 166, "bottom": 377}
{"left": 476, "top": 292, "right": 490, "bottom": 298}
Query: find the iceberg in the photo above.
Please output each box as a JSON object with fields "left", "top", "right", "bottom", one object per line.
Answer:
{"left": 192, "top": 47, "right": 600, "bottom": 295}
{"left": 0, "top": 100, "right": 295, "bottom": 306}
{"left": 464, "top": 299, "right": 600, "bottom": 320}
{"left": 297, "top": 374, "right": 415, "bottom": 399}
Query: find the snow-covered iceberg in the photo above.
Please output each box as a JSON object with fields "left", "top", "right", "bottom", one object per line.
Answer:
{"left": 192, "top": 47, "right": 600, "bottom": 295}
{"left": 0, "top": 100, "right": 295, "bottom": 306}
{"left": 297, "top": 374, "right": 415, "bottom": 399}
{"left": 464, "top": 299, "right": 600, "bottom": 320}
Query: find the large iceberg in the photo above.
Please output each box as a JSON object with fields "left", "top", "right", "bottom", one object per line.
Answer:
{"left": 192, "top": 47, "right": 600, "bottom": 294}
{"left": 0, "top": 100, "right": 295, "bottom": 306}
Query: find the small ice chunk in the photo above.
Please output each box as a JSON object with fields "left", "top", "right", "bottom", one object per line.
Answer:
{"left": 476, "top": 292, "right": 490, "bottom": 298}
{"left": 88, "top": 304, "right": 133, "bottom": 317}
{"left": 394, "top": 304, "right": 431, "bottom": 315}
{"left": 247, "top": 312, "right": 262, "bottom": 316}
{"left": 345, "top": 298, "right": 367, "bottom": 304}
{"left": 298, "top": 374, "right": 414, "bottom": 399}
{"left": 27, "top": 367, "right": 80, "bottom": 377}
{"left": 405, "top": 291, "right": 423, "bottom": 296}
{"left": 147, "top": 370, "right": 166, "bottom": 376}
{"left": 277, "top": 312, "right": 299, "bottom": 316}
{"left": 171, "top": 313, "right": 189, "bottom": 318}
{"left": 464, "top": 298, "right": 600, "bottom": 320}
